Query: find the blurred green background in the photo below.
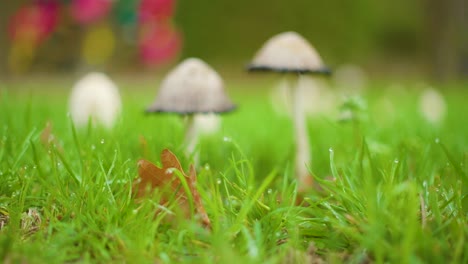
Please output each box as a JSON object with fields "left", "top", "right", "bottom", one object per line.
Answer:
{"left": 0, "top": 0, "right": 466, "bottom": 82}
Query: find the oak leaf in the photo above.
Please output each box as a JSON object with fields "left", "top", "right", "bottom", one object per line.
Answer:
{"left": 133, "top": 149, "right": 211, "bottom": 229}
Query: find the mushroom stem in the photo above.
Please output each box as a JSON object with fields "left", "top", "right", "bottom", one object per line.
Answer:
{"left": 291, "top": 74, "right": 312, "bottom": 191}
{"left": 184, "top": 115, "right": 200, "bottom": 165}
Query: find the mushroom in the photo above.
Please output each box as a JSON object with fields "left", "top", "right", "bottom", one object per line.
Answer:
{"left": 146, "top": 58, "right": 235, "bottom": 162}
{"left": 248, "top": 31, "right": 331, "bottom": 192}
{"left": 69, "top": 72, "right": 122, "bottom": 129}
{"left": 419, "top": 87, "right": 447, "bottom": 125}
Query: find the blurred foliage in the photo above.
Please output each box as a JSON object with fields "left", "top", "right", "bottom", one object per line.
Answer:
{"left": 0, "top": 0, "right": 466, "bottom": 80}
{"left": 176, "top": 0, "right": 425, "bottom": 64}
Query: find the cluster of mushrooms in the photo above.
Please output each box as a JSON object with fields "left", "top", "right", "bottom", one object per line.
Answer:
{"left": 69, "top": 31, "right": 330, "bottom": 192}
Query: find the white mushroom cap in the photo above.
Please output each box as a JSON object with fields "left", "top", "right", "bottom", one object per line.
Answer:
{"left": 419, "top": 88, "right": 447, "bottom": 125}
{"left": 69, "top": 72, "right": 122, "bottom": 129}
{"left": 248, "top": 31, "right": 330, "bottom": 74}
{"left": 146, "top": 58, "right": 235, "bottom": 114}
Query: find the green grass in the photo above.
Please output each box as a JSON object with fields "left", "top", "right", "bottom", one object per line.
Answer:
{"left": 0, "top": 79, "right": 467, "bottom": 263}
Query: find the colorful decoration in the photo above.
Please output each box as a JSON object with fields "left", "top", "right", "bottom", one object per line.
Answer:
{"left": 70, "top": 0, "right": 113, "bottom": 25}
{"left": 8, "top": 0, "right": 59, "bottom": 73}
{"left": 137, "top": 0, "right": 181, "bottom": 67}
{"left": 138, "top": 0, "right": 175, "bottom": 23}
{"left": 115, "top": 0, "right": 138, "bottom": 26}
{"left": 81, "top": 23, "right": 116, "bottom": 66}
{"left": 8, "top": 1, "right": 59, "bottom": 45}
{"left": 7, "top": 0, "right": 182, "bottom": 72}
{"left": 138, "top": 21, "right": 181, "bottom": 66}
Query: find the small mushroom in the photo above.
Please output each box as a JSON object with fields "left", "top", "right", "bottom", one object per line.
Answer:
{"left": 248, "top": 31, "right": 331, "bottom": 192}
{"left": 69, "top": 72, "right": 122, "bottom": 129}
{"left": 146, "top": 58, "right": 235, "bottom": 162}
{"left": 248, "top": 31, "right": 330, "bottom": 74}
{"left": 419, "top": 87, "right": 447, "bottom": 125}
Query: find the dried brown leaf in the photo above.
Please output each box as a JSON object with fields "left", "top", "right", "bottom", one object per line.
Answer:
{"left": 133, "top": 149, "right": 211, "bottom": 229}
{"left": 139, "top": 135, "right": 149, "bottom": 158}
{"left": 188, "top": 164, "right": 211, "bottom": 228}
{"left": 40, "top": 121, "right": 54, "bottom": 146}
{"left": 40, "top": 121, "right": 63, "bottom": 152}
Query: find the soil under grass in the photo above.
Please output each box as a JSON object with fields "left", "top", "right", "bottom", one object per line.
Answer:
{"left": 0, "top": 79, "right": 467, "bottom": 263}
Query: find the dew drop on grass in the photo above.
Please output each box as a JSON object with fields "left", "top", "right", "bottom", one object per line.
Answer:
{"left": 394, "top": 159, "right": 399, "bottom": 164}
{"left": 329, "top": 147, "right": 333, "bottom": 153}
{"left": 100, "top": 139, "right": 105, "bottom": 144}
{"left": 216, "top": 178, "right": 222, "bottom": 185}
{"left": 267, "top": 189, "right": 272, "bottom": 194}
{"left": 435, "top": 138, "right": 440, "bottom": 144}
{"left": 223, "top": 136, "right": 232, "bottom": 142}
{"left": 91, "top": 145, "right": 96, "bottom": 150}
{"left": 57, "top": 162, "right": 61, "bottom": 167}
{"left": 204, "top": 164, "right": 210, "bottom": 170}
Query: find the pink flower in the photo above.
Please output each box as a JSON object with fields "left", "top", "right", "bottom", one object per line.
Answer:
{"left": 139, "top": 21, "right": 181, "bottom": 66}
{"left": 70, "top": 0, "right": 113, "bottom": 25}
{"left": 8, "top": 1, "right": 59, "bottom": 44}
{"left": 138, "top": 0, "right": 175, "bottom": 24}
{"left": 36, "top": 0, "right": 59, "bottom": 36}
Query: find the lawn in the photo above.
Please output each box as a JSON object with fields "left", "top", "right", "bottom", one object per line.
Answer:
{"left": 0, "top": 78, "right": 467, "bottom": 263}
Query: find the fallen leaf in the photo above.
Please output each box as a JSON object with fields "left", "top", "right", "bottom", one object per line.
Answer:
{"left": 187, "top": 164, "right": 211, "bottom": 227}
{"left": 40, "top": 121, "right": 54, "bottom": 146}
{"left": 139, "top": 135, "right": 150, "bottom": 158}
{"left": 133, "top": 149, "right": 211, "bottom": 229}
{"left": 40, "top": 121, "right": 63, "bottom": 152}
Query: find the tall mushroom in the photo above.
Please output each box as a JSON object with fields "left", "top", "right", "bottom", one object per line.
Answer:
{"left": 248, "top": 31, "right": 331, "bottom": 192}
{"left": 146, "top": 58, "right": 236, "bottom": 162}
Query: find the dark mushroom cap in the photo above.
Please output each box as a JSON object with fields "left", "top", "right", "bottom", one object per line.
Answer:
{"left": 146, "top": 58, "right": 236, "bottom": 114}
{"left": 248, "top": 31, "right": 331, "bottom": 75}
